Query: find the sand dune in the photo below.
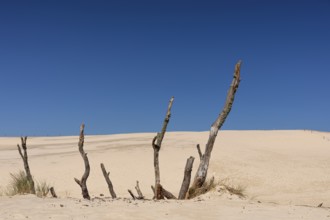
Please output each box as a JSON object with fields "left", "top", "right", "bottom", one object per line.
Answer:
{"left": 0, "top": 130, "right": 330, "bottom": 219}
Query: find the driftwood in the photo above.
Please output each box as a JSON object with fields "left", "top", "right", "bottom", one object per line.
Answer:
{"left": 196, "top": 144, "right": 203, "bottom": 160}
{"left": 152, "top": 97, "right": 174, "bottom": 200}
{"left": 189, "top": 61, "right": 242, "bottom": 196}
{"left": 162, "top": 187, "right": 177, "bottom": 199}
{"left": 151, "top": 185, "right": 177, "bottom": 200}
{"left": 135, "top": 181, "right": 144, "bottom": 199}
{"left": 74, "top": 124, "right": 91, "bottom": 200}
{"left": 49, "top": 187, "right": 57, "bottom": 198}
{"left": 100, "top": 163, "right": 117, "bottom": 199}
{"left": 128, "top": 189, "right": 137, "bottom": 200}
{"left": 178, "top": 156, "right": 195, "bottom": 199}
{"left": 17, "top": 137, "right": 35, "bottom": 194}
{"left": 128, "top": 181, "right": 144, "bottom": 200}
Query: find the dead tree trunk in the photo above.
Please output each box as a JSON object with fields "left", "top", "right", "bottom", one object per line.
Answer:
{"left": 189, "top": 61, "right": 242, "bottom": 196}
{"left": 17, "top": 137, "right": 35, "bottom": 194}
{"left": 74, "top": 123, "right": 91, "bottom": 200}
{"left": 152, "top": 96, "right": 174, "bottom": 200}
{"left": 178, "top": 156, "right": 195, "bottom": 199}
{"left": 100, "top": 163, "right": 117, "bottom": 199}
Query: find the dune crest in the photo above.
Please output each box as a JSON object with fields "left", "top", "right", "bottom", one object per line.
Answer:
{"left": 1, "top": 130, "right": 330, "bottom": 219}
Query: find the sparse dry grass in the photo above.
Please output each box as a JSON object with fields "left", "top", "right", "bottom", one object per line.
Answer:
{"left": 35, "top": 180, "right": 50, "bottom": 197}
{"left": 188, "top": 177, "right": 216, "bottom": 198}
{"left": 7, "top": 170, "right": 33, "bottom": 195}
{"left": 5, "top": 170, "right": 50, "bottom": 197}
{"left": 189, "top": 177, "right": 246, "bottom": 199}
{"left": 218, "top": 178, "right": 246, "bottom": 198}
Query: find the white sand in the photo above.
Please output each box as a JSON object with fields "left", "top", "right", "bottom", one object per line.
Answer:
{"left": 0, "top": 130, "right": 330, "bottom": 219}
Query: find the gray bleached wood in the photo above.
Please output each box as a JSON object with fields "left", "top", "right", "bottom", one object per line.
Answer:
{"left": 189, "top": 61, "right": 242, "bottom": 197}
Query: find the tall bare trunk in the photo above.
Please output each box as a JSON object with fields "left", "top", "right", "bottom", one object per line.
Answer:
{"left": 189, "top": 61, "right": 242, "bottom": 195}
{"left": 152, "top": 96, "right": 174, "bottom": 199}
{"left": 74, "top": 123, "right": 91, "bottom": 200}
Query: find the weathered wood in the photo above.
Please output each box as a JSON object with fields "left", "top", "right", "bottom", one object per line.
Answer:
{"left": 190, "top": 61, "right": 242, "bottom": 194}
{"left": 196, "top": 144, "right": 203, "bottom": 160}
{"left": 74, "top": 123, "right": 91, "bottom": 200}
{"left": 100, "top": 163, "right": 117, "bottom": 199}
{"left": 135, "top": 181, "right": 144, "bottom": 199}
{"left": 17, "top": 137, "right": 35, "bottom": 194}
{"left": 151, "top": 184, "right": 176, "bottom": 200}
{"left": 152, "top": 97, "right": 174, "bottom": 200}
{"left": 178, "top": 156, "right": 195, "bottom": 199}
{"left": 128, "top": 189, "right": 136, "bottom": 200}
{"left": 49, "top": 187, "right": 57, "bottom": 198}
{"left": 162, "top": 187, "right": 177, "bottom": 200}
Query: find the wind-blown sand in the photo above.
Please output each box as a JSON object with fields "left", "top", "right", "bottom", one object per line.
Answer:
{"left": 0, "top": 130, "right": 329, "bottom": 219}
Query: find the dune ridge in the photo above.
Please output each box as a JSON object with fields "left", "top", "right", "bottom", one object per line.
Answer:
{"left": 0, "top": 130, "right": 329, "bottom": 219}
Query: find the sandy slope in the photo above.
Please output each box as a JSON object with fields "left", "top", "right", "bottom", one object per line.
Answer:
{"left": 0, "top": 130, "right": 329, "bottom": 219}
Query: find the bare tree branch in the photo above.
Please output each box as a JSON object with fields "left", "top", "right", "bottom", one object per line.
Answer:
{"left": 100, "top": 163, "right": 117, "bottom": 199}
{"left": 178, "top": 156, "right": 195, "bottom": 199}
{"left": 135, "top": 181, "right": 144, "bottom": 199}
{"left": 162, "top": 187, "right": 177, "bottom": 200}
{"left": 153, "top": 96, "right": 174, "bottom": 200}
{"left": 128, "top": 189, "right": 136, "bottom": 200}
{"left": 190, "top": 61, "right": 242, "bottom": 195}
{"left": 196, "top": 144, "right": 203, "bottom": 160}
{"left": 74, "top": 123, "right": 90, "bottom": 200}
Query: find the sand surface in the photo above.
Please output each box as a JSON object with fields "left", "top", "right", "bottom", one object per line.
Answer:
{"left": 0, "top": 130, "right": 330, "bottom": 219}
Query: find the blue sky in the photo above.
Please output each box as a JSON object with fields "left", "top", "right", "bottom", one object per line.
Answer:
{"left": 0, "top": 0, "right": 329, "bottom": 136}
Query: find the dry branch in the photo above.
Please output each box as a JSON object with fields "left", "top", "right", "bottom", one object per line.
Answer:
{"left": 189, "top": 61, "right": 242, "bottom": 195}
{"left": 49, "top": 187, "right": 57, "bottom": 198}
{"left": 128, "top": 189, "right": 136, "bottom": 200}
{"left": 178, "top": 156, "right": 195, "bottom": 199}
{"left": 128, "top": 181, "right": 144, "bottom": 200}
{"left": 152, "top": 96, "right": 174, "bottom": 200}
{"left": 151, "top": 184, "right": 176, "bottom": 200}
{"left": 100, "top": 163, "right": 117, "bottom": 199}
{"left": 74, "top": 123, "right": 91, "bottom": 200}
{"left": 196, "top": 144, "right": 203, "bottom": 160}
{"left": 17, "top": 136, "right": 35, "bottom": 194}
{"left": 162, "top": 187, "right": 177, "bottom": 200}
{"left": 135, "top": 181, "right": 144, "bottom": 199}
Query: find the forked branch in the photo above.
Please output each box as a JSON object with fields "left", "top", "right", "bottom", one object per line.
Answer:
{"left": 153, "top": 96, "right": 174, "bottom": 200}
{"left": 74, "top": 123, "right": 91, "bottom": 200}
{"left": 189, "top": 61, "right": 242, "bottom": 196}
{"left": 17, "top": 137, "right": 35, "bottom": 194}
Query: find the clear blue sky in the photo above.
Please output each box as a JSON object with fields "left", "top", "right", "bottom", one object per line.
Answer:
{"left": 0, "top": 0, "right": 329, "bottom": 136}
